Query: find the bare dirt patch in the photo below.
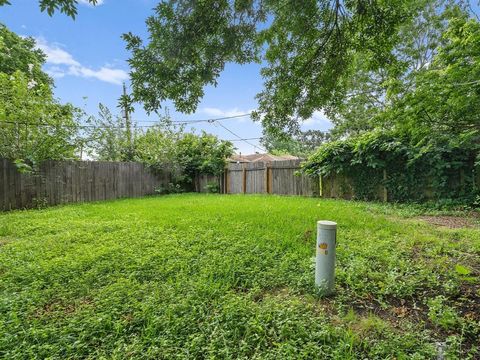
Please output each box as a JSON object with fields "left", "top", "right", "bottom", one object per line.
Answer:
{"left": 0, "top": 237, "right": 14, "bottom": 246}
{"left": 417, "top": 215, "right": 477, "bottom": 229}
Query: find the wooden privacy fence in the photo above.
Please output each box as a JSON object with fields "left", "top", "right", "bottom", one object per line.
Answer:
{"left": 319, "top": 172, "right": 388, "bottom": 202}
{"left": 0, "top": 159, "right": 171, "bottom": 211}
{"left": 224, "top": 160, "right": 319, "bottom": 196}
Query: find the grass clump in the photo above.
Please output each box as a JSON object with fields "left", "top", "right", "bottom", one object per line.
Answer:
{"left": 0, "top": 194, "right": 478, "bottom": 358}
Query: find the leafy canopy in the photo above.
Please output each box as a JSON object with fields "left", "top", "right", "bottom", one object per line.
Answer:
{"left": 86, "top": 107, "right": 234, "bottom": 188}
{"left": 0, "top": 71, "right": 80, "bottom": 165}
{"left": 0, "top": 24, "right": 52, "bottom": 87}
{"left": 261, "top": 129, "right": 331, "bottom": 157}
{"left": 0, "top": 24, "right": 80, "bottom": 166}
{"left": 123, "top": 0, "right": 420, "bottom": 133}
{"left": 0, "top": 0, "right": 99, "bottom": 18}
{"left": 303, "top": 9, "right": 480, "bottom": 204}
{"left": 324, "top": 1, "right": 475, "bottom": 139}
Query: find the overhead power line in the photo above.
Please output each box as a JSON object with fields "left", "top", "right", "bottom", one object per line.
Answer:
{"left": 0, "top": 112, "right": 254, "bottom": 130}
{"left": 135, "top": 113, "right": 252, "bottom": 124}
{"left": 215, "top": 121, "right": 266, "bottom": 152}
{"left": 226, "top": 137, "right": 262, "bottom": 142}
{"left": 1, "top": 112, "right": 265, "bottom": 152}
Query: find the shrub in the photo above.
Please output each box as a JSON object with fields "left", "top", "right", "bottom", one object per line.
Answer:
{"left": 204, "top": 181, "right": 220, "bottom": 193}
{"left": 303, "top": 130, "right": 479, "bottom": 204}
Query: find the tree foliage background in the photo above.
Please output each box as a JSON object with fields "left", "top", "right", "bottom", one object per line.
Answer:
{"left": 0, "top": 24, "right": 80, "bottom": 168}
{"left": 1, "top": 1, "right": 479, "bottom": 202}
{"left": 303, "top": 2, "right": 480, "bottom": 205}
{"left": 123, "top": 0, "right": 423, "bottom": 134}
{"left": 0, "top": 22, "right": 234, "bottom": 187}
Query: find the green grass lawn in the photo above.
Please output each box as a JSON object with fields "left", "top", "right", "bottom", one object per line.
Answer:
{"left": 0, "top": 194, "right": 479, "bottom": 359}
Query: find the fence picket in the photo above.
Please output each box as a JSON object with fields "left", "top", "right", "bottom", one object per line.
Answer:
{"left": 0, "top": 159, "right": 172, "bottom": 211}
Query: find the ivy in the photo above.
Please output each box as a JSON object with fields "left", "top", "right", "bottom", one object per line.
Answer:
{"left": 303, "top": 130, "right": 479, "bottom": 204}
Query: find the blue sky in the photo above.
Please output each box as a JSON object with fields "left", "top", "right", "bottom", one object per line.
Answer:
{"left": 0, "top": 0, "right": 332, "bottom": 154}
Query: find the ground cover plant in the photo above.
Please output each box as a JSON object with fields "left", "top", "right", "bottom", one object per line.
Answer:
{"left": 0, "top": 194, "right": 479, "bottom": 359}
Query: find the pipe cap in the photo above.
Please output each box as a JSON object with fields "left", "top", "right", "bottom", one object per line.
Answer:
{"left": 317, "top": 220, "right": 337, "bottom": 230}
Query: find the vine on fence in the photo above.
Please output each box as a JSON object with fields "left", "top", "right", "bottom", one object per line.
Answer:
{"left": 302, "top": 130, "right": 479, "bottom": 204}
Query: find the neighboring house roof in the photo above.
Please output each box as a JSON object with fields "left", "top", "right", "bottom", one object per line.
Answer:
{"left": 228, "top": 153, "right": 300, "bottom": 163}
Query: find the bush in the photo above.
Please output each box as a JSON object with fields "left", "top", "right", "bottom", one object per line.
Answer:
{"left": 204, "top": 181, "right": 220, "bottom": 193}
{"left": 155, "top": 182, "right": 184, "bottom": 195}
{"left": 303, "top": 130, "right": 479, "bottom": 205}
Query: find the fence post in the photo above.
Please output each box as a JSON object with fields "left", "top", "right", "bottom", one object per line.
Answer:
{"left": 319, "top": 175, "right": 323, "bottom": 197}
{"left": 265, "top": 165, "right": 269, "bottom": 194}
{"left": 242, "top": 164, "right": 247, "bottom": 194}
{"left": 224, "top": 167, "right": 229, "bottom": 194}
{"left": 268, "top": 166, "right": 273, "bottom": 194}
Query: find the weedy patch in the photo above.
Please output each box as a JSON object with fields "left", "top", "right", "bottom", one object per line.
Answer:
{"left": 0, "top": 194, "right": 478, "bottom": 359}
{"left": 418, "top": 215, "right": 478, "bottom": 229}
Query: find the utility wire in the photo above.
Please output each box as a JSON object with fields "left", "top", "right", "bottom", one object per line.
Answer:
{"left": 215, "top": 121, "right": 266, "bottom": 152}
{"left": 1, "top": 113, "right": 265, "bottom": 152}
{"left": 134, "top": 113, "right": 252, "bottom": 124}
{"left": 226, "top": 137, "right": 262, "bottom": 141}
{"left": 0, "top": 113, "right": 254, "bottom": 130}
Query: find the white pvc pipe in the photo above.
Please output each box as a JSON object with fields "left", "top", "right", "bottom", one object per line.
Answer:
{"left": 315, "top": 220, "right": 337, "bottom": 295}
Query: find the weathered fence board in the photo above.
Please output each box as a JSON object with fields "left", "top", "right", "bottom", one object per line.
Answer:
{"left": 0, "top": 159, "right": 171, "bottom": 211}
{"left": 195, "top": 173, "right": 224, "bottom": 193}
{"left": 224, "top": 160, "right": 319, "bottom": 196}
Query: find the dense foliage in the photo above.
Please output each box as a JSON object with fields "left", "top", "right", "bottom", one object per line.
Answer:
{"left": 0, "top": 0, "right": 99, "bottom": 18}
{"left": 1, "top": 195, "right": 478, "bottom": 358}
{"left": 123, "top": 0, "right": 420, "bottom": 134}
{"left": 324, "top": 0, "right": 454, "bottom": 137}
{"left": 261, "top": 129, "right": 331, "bottom": 157}
{"left": 0, "top": 25, "right": 80, "bottom": 168}
{"left": 135, "top": 126, "right": 234, "bottom": 190}
{"left": 0, "top": 71, "right": 80, "bottom": 167}
{"left": 303, "top": 5, "right": 480, "bottom": 205}
{"left": 303, "top": 131, "right": 478, "bottom": 203}
{"left": 0, "top": 24, "right": 52, "bottom": 87}
{"left": 86, "top": 112, "right": 234, "bottom": 190}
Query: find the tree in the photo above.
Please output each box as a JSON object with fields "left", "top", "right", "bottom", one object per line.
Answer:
{"left": 0, "top": 71, "right": 80, "bottom": 166}
{"left": 261, "top": 129, "right": 330, "bottom": 156}
{"left": 323, "top": 0, "right": 461, "bottom": 139}
{"left": 117, "top": 83, "right": 136, "bottom": 160}
{"left": 0, "top": 24, "right": 80, "bottom": 166}
{"left": 394, "top": 11, "right": 480, "bottom": 139}
{"left": 133, "top": 121, "right": 182, "bottom": 171}
{"left": 0, "top": 0, "right": 99, "bottom": 18}
{"left": 302, "top": 8, "right": 480, "bottom": 204}
{"left": 123, "top": 0, "right": 421, "bottom": 134}
{"left": 0, "top": 24, "right": 52, "bottom": 87}
{"left": 134, "top": 124, "right": 234, "bottom": 190}
{"left": 176, "top": 131, "right": 234, "bottom": 180}
{"left": 83, "top": 104, "right": 133, "bottom": 161}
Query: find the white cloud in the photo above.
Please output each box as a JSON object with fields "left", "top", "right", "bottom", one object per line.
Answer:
{"left": 35, "top": 37, "right": 79, "bottom": 66}
{"left": 78, "top": 0, "right": 105, "bottom": 6}
{"left": 202, "top": 107, "right": 247, "bottom": 117}
{"left": 68, "top": 66, "right": 128, "bottom": 85}
{"left": 34, "top": 37, "right": 127, "bottom": 85}
{"left": 200, "top": 107, "right": 332, "bottom": 130}
{"left": 301, "top": 110, "right": 332, "bottom": 130}
{"left": 201, "top": 107, "right": 255, "bottom": 122}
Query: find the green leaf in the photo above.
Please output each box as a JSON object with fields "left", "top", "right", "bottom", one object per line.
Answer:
{"left": 454, "top": 264, "right": 471, "bottom": 276}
